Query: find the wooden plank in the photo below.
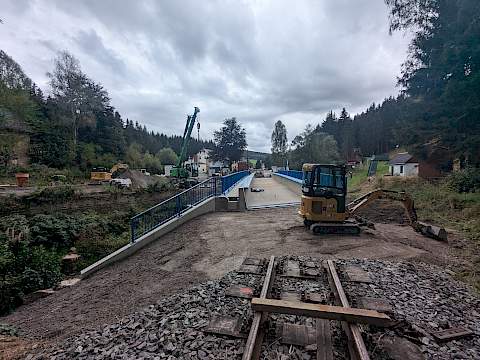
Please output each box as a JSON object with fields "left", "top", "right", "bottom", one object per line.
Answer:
{"left": 280, "top": 291, "right": 301, "bottom": 302}
{"left": 357, "top": 297, "right": 393, "bottom": 314}
{"left": 325, "top": 260, "right": 371, "bottom": 360}
{"left": 238, "top": 264, "right": 262, "bottom": 274}
{"left": 431, "top": 327, "right": 473, "bottom": 342}
{"left": 251, "top": 298, "right": 392, "bottom": 327}
{"left": 304, "top": 292, "right": 327, "bottom": 304}
{"left": 316, "top": 319, "right": 334, "bottom": 360}
{"left": 280, "top": 323, "right": 316, "bottom": 346}
{"left": 282, "top": 260, "right": 319, "bottom": 279}
{"left": 205, "top": 315, "right": 244, "bottom": 338}
{"left": 283, "top": 260, "right": 300, "bottom": 277}
{"left": 303, "top": 268, "right": 320, "bottom": 277}
{"left": 242, "top": 256, "right": 276, "bottom": 360}
{"left": 344, "top": 266, "right": 372, "bottom": 283}
{"left": 225, "top": 285, "right": 254, "bottom": 299}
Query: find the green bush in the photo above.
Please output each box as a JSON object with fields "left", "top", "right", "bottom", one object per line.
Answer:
{"left": 0, "top": 281, "right": 23, "bottom": 315}
{"left": 29, "top": 214, "right": 81, "bottom": 247}
{"left": 75, "top": 232, "right": 129, "bottom": 269}
{"left": 20, "top": 247, "right": 62, "bottom": 293}
{"left": 0, "top": 214, "right": 29, "bottom": 235}
{"left": 445, "top": 167, "right": 480, "bottom": 193}
{"left": 26, "top": 185, "right": 77, "bottom": 203}
{"left": 19, "top": 268, "right": 43, "bottom": 293}
{"left": 0, "top": 235, "right": 62, "bottom": 315}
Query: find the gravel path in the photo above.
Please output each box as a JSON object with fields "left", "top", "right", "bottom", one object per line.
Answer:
{"left": 29, "top": 257, "right": 480, "bottom": 360}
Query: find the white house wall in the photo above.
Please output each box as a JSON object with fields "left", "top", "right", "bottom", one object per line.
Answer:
{"left": 390, "top": 163, "right": 419, "bottom": 177}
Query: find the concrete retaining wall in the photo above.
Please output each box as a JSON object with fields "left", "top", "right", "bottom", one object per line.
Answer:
{"left": 272, "top": 172, "right": 302, "bottom": 194}
{"left": 81, "top": 196, "right": 217, "bottom": 278}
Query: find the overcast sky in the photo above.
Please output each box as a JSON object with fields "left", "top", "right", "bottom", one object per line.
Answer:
{"left": 0, "top": 0, "right": 410, "bottom": 152}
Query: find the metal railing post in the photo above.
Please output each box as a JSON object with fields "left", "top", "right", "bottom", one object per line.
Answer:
{"left": 130, "top": 219, "right": 135, "bottom": 243}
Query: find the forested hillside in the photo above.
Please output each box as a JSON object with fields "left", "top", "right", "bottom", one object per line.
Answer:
{"left": 317, "top": 0, "right": 480, "bottom": 170}
{"left": 0, "top": 50, "right": 213, "bottom": 175}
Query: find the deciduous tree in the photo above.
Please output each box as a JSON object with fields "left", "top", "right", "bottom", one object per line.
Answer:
{"left": 211, "top": 118, "right": 247, "bottom": 166}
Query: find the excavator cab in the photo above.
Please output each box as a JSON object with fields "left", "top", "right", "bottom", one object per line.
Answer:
{"left": 300, "top": 164, "right": 349, "bottom": 225}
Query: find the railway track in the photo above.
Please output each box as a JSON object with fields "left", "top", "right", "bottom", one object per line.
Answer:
{"left": 206, "top": 256, "right": 393, "bottom": 360}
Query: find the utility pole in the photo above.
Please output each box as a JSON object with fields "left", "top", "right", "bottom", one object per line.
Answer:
{"left": 196, "top": 122, "right": 200, "bottom": 176}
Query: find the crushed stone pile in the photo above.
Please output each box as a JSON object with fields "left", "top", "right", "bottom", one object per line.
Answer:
{"left": 118, "top": 170, "right": 164, "bottom": 189}
{"left": 29, "top": 257, "right": 480, "bottom": 360}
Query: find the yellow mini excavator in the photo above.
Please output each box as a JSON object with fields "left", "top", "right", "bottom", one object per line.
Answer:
{"left": 299, "top": 163, "right": 447, "bottom": 240}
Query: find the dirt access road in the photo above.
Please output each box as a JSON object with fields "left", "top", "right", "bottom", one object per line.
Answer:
{"left": 1, "top": 205, "right": 464, "bottom": 356}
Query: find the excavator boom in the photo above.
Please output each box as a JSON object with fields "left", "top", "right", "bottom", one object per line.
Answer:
{"left": 347, "top": 189, "right": 446, "bottom": 241}
{"left": 347, "top": 189, "right": 417, "bottom": 224}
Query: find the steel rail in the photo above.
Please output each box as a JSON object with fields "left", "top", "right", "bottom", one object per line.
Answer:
{"left": 242, "top": 256, "right": 276, "bottom": 360}
{"left": 325, "top": 260, "right": 371, "bottom": 360}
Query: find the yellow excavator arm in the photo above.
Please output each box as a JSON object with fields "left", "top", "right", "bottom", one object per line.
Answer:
{"left": 347, "top": 189, "right": 446, "bottom": 241}
{"left": 347, "top": 189, "right": 417, "bottom": 224}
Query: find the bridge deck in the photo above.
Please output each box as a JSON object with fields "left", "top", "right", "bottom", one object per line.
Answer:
{"left": 246, "top": 177, "right": 300, "bottom": 209}
{"left": 225, "top": 173, "right": 254, "bottom": 198}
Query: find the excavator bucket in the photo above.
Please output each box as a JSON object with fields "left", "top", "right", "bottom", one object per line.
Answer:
{"left": 417, "top": 222, "right": 448, "bottom": 241}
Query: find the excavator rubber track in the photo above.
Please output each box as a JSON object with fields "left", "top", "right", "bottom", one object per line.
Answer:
{"left": 310, "top": 222, "right": 361, "bottom": 235}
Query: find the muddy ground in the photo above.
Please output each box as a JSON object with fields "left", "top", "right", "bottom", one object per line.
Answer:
{"left": 0, "top": 203, "right": 468, "bottom": 359}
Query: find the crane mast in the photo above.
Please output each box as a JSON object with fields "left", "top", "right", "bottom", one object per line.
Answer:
{"left": 171, "top": 107, "right": 200, "bottom": 179}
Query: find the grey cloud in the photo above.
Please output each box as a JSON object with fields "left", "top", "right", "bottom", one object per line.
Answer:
{"left": 73, "top": 30, "right": 126, "bottom": 75}
{"left": 0, "top": 0, "right": 410, "bottom": 152}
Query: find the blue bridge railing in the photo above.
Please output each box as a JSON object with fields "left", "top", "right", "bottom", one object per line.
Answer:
{"left": 277, "top": 170, "right": 303, "bottom": 180}
{"left": 221, "top": 170, "right": 250, "bottom": 194}
{"left": 130, "top": 170, "right": 250, "bottom": 242}
{"left": 130, "top": 177, "right": 221, "bottom": 242}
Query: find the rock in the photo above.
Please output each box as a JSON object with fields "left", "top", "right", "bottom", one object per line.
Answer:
{"left": 57, "top": 278, "right": 81, "bottom": 289}
{"left": 23, "top": 289, "right": 55, "bottom": 304}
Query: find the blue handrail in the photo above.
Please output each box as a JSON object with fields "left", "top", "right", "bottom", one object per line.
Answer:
{"left": 130, "top": 177, "right": 221, "bottom": 242}
{"left": 130, "top": 171, "right": 250, "bottom": 242}
{"left": 221, "top": 170, "right": 250, "bottom": 194}
{"left": 277, "top": 170, "right": 303, "bottom": 180}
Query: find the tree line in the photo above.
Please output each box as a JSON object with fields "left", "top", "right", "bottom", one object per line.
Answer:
{"left": 271, "top": 0, "right": 479, "bottom": 170}
{"left": 0, "top": 50, "right": 214, "bottom": 175}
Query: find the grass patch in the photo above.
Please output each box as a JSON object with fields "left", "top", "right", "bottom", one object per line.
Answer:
{"left": 380, "top": 176, "right": 480, "bottom": 291}
{"left": 347, "top": 162, "right": 369, "bottom": 191}
{"left": 75, "top": 232, "right": 130, "bottom": 269}
{"left": 376, "top": 161, "right": 390, "bottom": 176}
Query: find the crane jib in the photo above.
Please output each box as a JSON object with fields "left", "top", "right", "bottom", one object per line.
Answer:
{"left": 176, "top": 107, "right": 200, "bottom": 169}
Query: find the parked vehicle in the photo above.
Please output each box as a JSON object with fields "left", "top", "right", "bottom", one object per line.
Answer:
{"left": 109, "top": 178, "right": 132, "bottom": 188}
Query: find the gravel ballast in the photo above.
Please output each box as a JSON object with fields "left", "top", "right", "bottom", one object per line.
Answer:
{"left": 29, "top": 257, "right": 480, "bottom": 360}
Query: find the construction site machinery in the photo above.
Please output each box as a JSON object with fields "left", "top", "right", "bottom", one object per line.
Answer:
{"left": 170, "top": 107, "right": 200, "bottom": 180}
{"left": 90, "top": 163, "right": 129, "bottom": 182}
{"left": 90, "top": 167, "right": 112, "bottom": 182}
{"left": 299, "top": 163, "right": 447, "bottom": 240}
